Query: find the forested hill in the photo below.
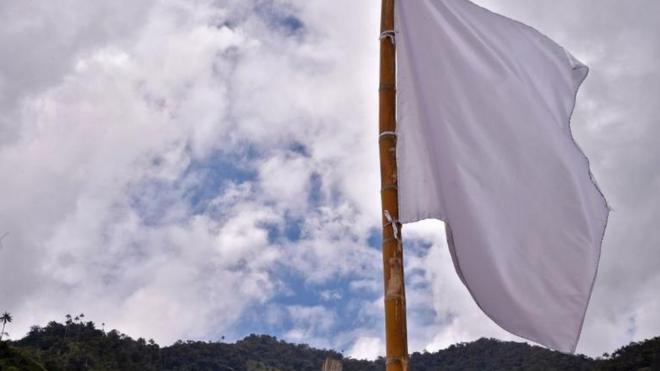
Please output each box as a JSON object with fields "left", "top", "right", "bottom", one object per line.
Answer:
{"left": 1, "top": 319, "right": 659, "bottom": 370}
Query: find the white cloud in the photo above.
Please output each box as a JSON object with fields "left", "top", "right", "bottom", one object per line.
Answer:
{"left": 0, "top": 0, "right": 379, "bottom": 347}
{"left": 319, "top": 290, "right": 341, "bottom": 302}
{"left": 284, "top": 305, "right": 336, "bottom": 347}
{"left": 348, "top": 336, "right": 383, "bottom": 361}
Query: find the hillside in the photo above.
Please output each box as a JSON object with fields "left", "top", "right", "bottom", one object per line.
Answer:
{"left": 1, "top": 319, "right": 659, "bottom": 370}
{"left": 0, "top": 341, "right": 46, "bottom": 371}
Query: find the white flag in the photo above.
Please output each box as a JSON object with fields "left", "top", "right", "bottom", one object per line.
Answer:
{"left": 395, "top": 0, "right": 609, "bottom": 352}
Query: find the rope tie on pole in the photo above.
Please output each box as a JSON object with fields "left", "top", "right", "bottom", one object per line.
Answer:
{"left": 384, "top": 210, "right": 403, "bottom": 257}
{"left": 380, "top": 30, "right": 396, "bottom": 44}
{"left": 383, "top": 210, "right": 400, "bottom": 242}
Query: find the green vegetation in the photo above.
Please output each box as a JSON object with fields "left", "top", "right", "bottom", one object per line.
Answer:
{"left": 0, "top": 316, "right": 659, "bottom": 370}
{"left": 594, "top": 337, "right": 660, "bottom": 371}
{"left": 0, "top": 342, "right": 46, "bottom": 371}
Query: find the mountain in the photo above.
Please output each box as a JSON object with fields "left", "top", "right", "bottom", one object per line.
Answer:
{"left": 1, "top": 319, "right": 659, "bottom": 370}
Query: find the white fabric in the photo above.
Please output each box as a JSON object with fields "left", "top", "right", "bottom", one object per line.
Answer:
{"left": 395, "top": 0, "right": 609, "bottom": 353}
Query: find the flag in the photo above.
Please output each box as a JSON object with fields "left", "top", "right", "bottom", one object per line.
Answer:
{"left": 395, "top": 0, "right": 609, "bottom": 353}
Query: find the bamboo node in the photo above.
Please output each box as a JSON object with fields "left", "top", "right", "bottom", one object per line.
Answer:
{"left": 381, "top": 184, "right": 398, "bottom": 193}
{"left": 379, "top": 83, "right": 396, "bottom": 92}
{"left": 379, "top": 131, "right": 397, "bottom": 141}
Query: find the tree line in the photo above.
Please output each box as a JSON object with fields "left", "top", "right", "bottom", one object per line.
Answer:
{"left": 1, "top": 314, "right": 659, "bottom": 370}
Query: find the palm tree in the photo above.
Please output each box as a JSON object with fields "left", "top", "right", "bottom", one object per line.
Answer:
{"left": 65, "top": 314, "right": 72, "bottom": 337}
{"left": 0, "top": 312, "right": 12, "bottom": 341}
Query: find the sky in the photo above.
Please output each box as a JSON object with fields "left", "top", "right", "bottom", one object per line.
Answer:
{"left": 0, "top": 0, "right": 659, "bottom": 361}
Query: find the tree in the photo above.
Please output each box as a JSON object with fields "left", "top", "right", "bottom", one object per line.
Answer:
{"left": 64, "top": 314, "right": 72, "bottom": 337}
{"left": 0, "top": 311, "right": 12, "bottom": 341}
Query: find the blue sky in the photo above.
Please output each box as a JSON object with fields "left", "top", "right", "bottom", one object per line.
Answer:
{"left": 1, "top": 0, "right": 660, "bottom": 360}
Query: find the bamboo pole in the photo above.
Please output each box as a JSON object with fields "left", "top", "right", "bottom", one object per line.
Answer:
{"left": 378, "top": 0, "right": 409, "bottom": 370}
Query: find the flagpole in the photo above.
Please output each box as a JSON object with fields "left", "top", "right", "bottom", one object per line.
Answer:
{"left": 378, "top": 0, "right": 409, "bottom": 370}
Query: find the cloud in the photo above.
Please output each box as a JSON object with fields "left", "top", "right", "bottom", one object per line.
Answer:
{"left": 0, "top": 0, "right": 379, "bottom": 349}
{"left": 348, "top": 336, "right": 383, "bottom": 361}
{"left": 284, "top": 305, "right": 336, "bottom": 343}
